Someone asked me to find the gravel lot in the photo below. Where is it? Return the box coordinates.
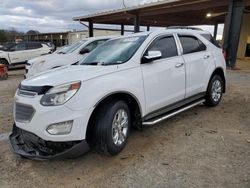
[0,67,250,188]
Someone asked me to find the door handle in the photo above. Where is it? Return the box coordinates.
[175,62,184,68]
[204,54,210,59]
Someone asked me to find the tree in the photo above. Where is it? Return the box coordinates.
[0,30,8,44]
[26,30,40,35]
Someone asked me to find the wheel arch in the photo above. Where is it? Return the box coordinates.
[0,58,9,65]
[85,91,143,146]
[208,67,226,93]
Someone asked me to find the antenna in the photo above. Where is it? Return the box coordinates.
[122,0,127,8]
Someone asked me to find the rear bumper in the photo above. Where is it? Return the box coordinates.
[9,124,89,160]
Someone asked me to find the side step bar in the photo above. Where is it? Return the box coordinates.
[142,99,205,126]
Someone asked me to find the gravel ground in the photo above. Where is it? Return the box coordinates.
[0,68,250,188]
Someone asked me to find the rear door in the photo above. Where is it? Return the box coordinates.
[26,42,43,59]
[141,35,185,114]
[178,34,214,98]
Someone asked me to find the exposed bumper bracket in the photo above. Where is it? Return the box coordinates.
[9,124,89,160]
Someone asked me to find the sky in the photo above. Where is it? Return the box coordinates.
[0,0,223,36]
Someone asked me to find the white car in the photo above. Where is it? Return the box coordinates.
[10,28,226,159]
[0,42,51,66]
[25,36,112,78]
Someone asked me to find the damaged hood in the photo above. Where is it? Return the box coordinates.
[22,65,118,87]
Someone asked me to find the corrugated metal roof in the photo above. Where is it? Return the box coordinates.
[73,0,180,20]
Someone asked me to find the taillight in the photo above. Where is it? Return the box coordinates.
[222,50,226,60]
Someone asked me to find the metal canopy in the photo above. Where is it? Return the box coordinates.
[73,0,231,26]
[73,0,250,67]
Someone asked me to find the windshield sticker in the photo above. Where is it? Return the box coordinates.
[123,37,140,42]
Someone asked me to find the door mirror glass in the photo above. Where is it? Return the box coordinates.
[142,51,162,64]
[79,48,90,54]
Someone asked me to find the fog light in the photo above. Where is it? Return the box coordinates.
[47,120,73,135]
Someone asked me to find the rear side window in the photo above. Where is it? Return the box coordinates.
[179,35,206,55]
[201,34,221,48]
[27,42,42,50]
[146,36,178,59]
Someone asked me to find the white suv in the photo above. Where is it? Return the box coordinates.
[10,29,226,159]
[25,36,112,78]
[0,42,51,66]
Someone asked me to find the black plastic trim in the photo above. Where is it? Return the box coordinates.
[142,92,206,121]
[19,85,53,95]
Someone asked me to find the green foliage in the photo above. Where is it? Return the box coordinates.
[0,30,7,44]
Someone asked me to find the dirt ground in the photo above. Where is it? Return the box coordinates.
[0,64,250,188]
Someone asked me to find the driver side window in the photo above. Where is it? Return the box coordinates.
[146,36,178,59]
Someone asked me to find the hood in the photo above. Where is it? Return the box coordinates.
[28,54,65,64]
[22,65,118,86]
[29,53,77,65]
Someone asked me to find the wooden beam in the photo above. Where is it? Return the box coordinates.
[89,21,93,37]
[134,15,140,33]
[121,24,124,35]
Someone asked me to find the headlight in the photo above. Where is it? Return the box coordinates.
[40,81,81,106]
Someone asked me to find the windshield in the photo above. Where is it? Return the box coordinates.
[80,35,147,65]
[61,41,86,54]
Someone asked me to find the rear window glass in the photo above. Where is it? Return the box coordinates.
[27,42,42,49]
[179,35,206,54]
[201,34,221,48]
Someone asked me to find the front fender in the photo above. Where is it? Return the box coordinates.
[65,66,146,117]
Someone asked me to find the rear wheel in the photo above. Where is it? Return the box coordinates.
[205,75,223,107]
[94,100,131,155]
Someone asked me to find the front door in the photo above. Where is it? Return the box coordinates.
[141,35,185,115]
[9,43,27,64]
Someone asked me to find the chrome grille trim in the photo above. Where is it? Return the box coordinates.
[15,103,35,123]
[18,89,38,98]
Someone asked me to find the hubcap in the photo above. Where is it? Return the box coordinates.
[211,79,222,102]
[112,109,129,146]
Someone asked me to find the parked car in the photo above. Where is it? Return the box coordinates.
[10,29,226,159]
[0,42,51,66]
[25,36,113,78]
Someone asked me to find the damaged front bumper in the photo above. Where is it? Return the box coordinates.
[9,124,89,160]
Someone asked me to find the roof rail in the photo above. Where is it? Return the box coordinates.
[166,26,203,31]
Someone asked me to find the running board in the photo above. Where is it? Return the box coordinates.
[142,99,205,126]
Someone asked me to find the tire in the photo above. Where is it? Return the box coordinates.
[94,100,131,155]
[205,75,223,107]
[4,74,8,80]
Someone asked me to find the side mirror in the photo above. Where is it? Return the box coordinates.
[79,48,90,55]
[142,51,162,64]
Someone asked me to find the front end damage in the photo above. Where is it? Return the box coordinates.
[9,124,89,160]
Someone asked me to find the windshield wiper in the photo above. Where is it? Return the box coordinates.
[102,62,123,66]
[82,62,105,66]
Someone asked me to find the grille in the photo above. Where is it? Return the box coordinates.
[15,103,35,123]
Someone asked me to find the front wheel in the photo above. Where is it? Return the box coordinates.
[205,75,223,107]
[94,100,131,155]
[0,59,9,68]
